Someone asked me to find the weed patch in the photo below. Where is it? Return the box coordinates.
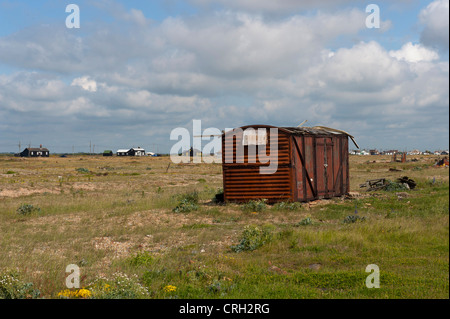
[272,201,303,211]
[127,252,154,267]
[343,215,366,224]
[173,191,199,213]
[231,225,273,252]
[0,270,40,299]
[296,217,313,226]
[240,199,267,212]
[16,204,41,216]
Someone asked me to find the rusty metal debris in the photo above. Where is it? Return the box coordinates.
[359,178,388,191]
[359,176,416,191]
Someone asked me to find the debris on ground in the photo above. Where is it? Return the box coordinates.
[395,192,410,199]
[360,176,416,191]
[359,178,388,191]
[434,157,449,168]
[396,176,416,189]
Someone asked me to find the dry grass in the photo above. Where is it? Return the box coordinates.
[0,154,448,298]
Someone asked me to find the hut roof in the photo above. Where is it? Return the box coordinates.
[224,125,359,148]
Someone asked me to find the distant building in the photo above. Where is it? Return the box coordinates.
[382,150,398,155]
[20,145,49,157]
[369,149,379,155]
[349,149,369,155]
[146,152,160,157]
[116,147,146,156]
[103,150,113,156]
[408,149,422,155]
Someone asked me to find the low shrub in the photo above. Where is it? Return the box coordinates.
[127,251,154,267]
[240,199,267,212]
[87,272,149,299]
[173,191,199,213]
[0,270,40,299]
[231,225,273,252]
[296,217,313,226]
[272,201,302,211]
[16,204,41,216]
[343,215,366,224]
[384,180,409,192]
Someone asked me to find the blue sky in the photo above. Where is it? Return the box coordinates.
[0,0,448,153]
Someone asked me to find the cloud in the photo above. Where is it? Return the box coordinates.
[71,76,98,92]
[419,0,449,51]
[189,0,368,14]
[389,42,439,63]
[124,8,148,26]
[0,1,448,152]
[311,41,411,94]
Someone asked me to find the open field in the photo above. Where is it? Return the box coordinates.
[0,154,448,299]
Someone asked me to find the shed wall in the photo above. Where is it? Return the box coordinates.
[222,125,350,203]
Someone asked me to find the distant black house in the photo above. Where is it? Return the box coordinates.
[103,150,113,157]
[20,146,50,157]
[116,147,146,156]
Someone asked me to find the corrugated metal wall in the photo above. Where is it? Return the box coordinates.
[222,126,292,202]
[222,125,350,203]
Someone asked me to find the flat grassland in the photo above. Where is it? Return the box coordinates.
[0,154,448,299]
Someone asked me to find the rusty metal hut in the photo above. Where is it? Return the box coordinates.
[221,125,358,203]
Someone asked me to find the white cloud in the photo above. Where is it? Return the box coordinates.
[124,9,148,26]
[419,0,449,51]
[71,76,98,92]
[163,10,366,78]
[0,2,448,152]
[389,42,439,63]
[318,41,410,91]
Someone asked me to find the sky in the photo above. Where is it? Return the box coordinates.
[0,0,448,154]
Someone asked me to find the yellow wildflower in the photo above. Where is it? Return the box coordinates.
[57,288,92,299]
[163,285,177,293]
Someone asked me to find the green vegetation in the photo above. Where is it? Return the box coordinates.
[240,199,267,212]
[172,191,200,213]
[0,155,448,299]
[231,225,273,252]
[16,204,41,216]
[0,270,40,299]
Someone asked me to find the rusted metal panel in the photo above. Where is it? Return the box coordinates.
[222,125,351,203]
[222,125,292,203]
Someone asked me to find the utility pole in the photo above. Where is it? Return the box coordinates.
[89,140,92,155]
[18,141,21,153]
